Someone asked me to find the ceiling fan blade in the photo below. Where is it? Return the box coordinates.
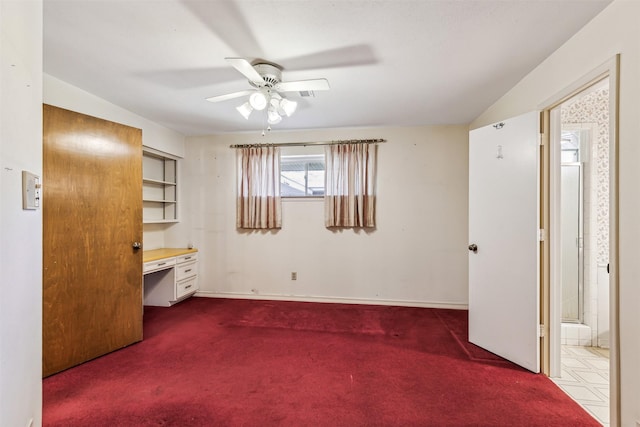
[182,2,264,59]
[205,89,255,103]
[225,57,265,86]
[275,78,330,93]
[280,44,377,72]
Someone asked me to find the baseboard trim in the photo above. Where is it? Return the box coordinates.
[193,291,468,310]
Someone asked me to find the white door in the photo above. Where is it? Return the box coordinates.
[468,111,540,373]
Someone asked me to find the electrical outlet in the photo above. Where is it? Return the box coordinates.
[291,272,297,281]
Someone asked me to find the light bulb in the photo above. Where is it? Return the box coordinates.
[236,102,253,120]
[249,91,268,110]
[279,98,297,117]
[267,108,282,124]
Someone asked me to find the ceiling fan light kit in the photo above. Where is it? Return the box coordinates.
[207,57,329,130]
[236,102,253,120]
[279,98,297,117]
[267,108,282,125]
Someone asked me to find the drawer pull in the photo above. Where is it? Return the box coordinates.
[184,285,192,289]
[185,269,192,273]
[184,256,192,260]
[157,262,166,266]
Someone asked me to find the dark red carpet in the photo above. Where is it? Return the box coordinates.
[43,298,599,426]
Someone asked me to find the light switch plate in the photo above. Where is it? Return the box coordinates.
[22,170,40,210]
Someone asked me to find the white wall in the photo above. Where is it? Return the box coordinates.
[43,74,186,249]
[472,1,640,425]
[44,74,185,157]
[166,126,469,308]
[0,1,43,426]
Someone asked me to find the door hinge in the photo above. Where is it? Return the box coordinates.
[538,134,544,146]
[539,325,545,338]
[538,229,545,242]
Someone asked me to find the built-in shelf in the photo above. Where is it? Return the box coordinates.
[143,149,178,224]
[143,219,180,224]
[143,198,177,203]
[143,178,177,186]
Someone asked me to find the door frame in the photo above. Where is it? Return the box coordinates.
[538,55,620,425]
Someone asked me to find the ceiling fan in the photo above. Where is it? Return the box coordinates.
[206,57,330,125]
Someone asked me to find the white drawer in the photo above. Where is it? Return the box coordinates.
[176,276,198,299]
[177,253,198,264]
[175,261,197,281]
[143,257,176,274]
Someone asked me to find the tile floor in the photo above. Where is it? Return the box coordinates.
[552,345,610,426]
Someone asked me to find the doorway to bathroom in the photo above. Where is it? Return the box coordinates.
[549,76,612,426]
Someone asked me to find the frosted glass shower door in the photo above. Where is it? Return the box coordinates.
[561,164,582,322]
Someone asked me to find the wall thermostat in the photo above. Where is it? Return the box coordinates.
[22,170,41,210]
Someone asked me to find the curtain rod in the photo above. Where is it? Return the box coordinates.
[229,138,386,149]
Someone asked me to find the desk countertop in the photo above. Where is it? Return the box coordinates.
[143,248,198,263]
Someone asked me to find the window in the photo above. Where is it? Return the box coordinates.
[280,154,325,197]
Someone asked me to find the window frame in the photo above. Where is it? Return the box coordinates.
[280,150,325,199]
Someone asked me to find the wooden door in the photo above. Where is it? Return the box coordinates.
[43,105,143,376]
[468,111,540,373]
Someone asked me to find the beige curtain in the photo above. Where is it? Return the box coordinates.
[324,143,377,228]
[236,146,282,229]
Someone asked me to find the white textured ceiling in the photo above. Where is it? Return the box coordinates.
[43,0,611,136]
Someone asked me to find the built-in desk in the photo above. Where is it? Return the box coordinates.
[143,248,198,307]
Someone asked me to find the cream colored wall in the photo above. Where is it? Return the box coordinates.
[1,1,43,426]
[166,126,469,308]
[471,1,640,424]
[44,75,185,157]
